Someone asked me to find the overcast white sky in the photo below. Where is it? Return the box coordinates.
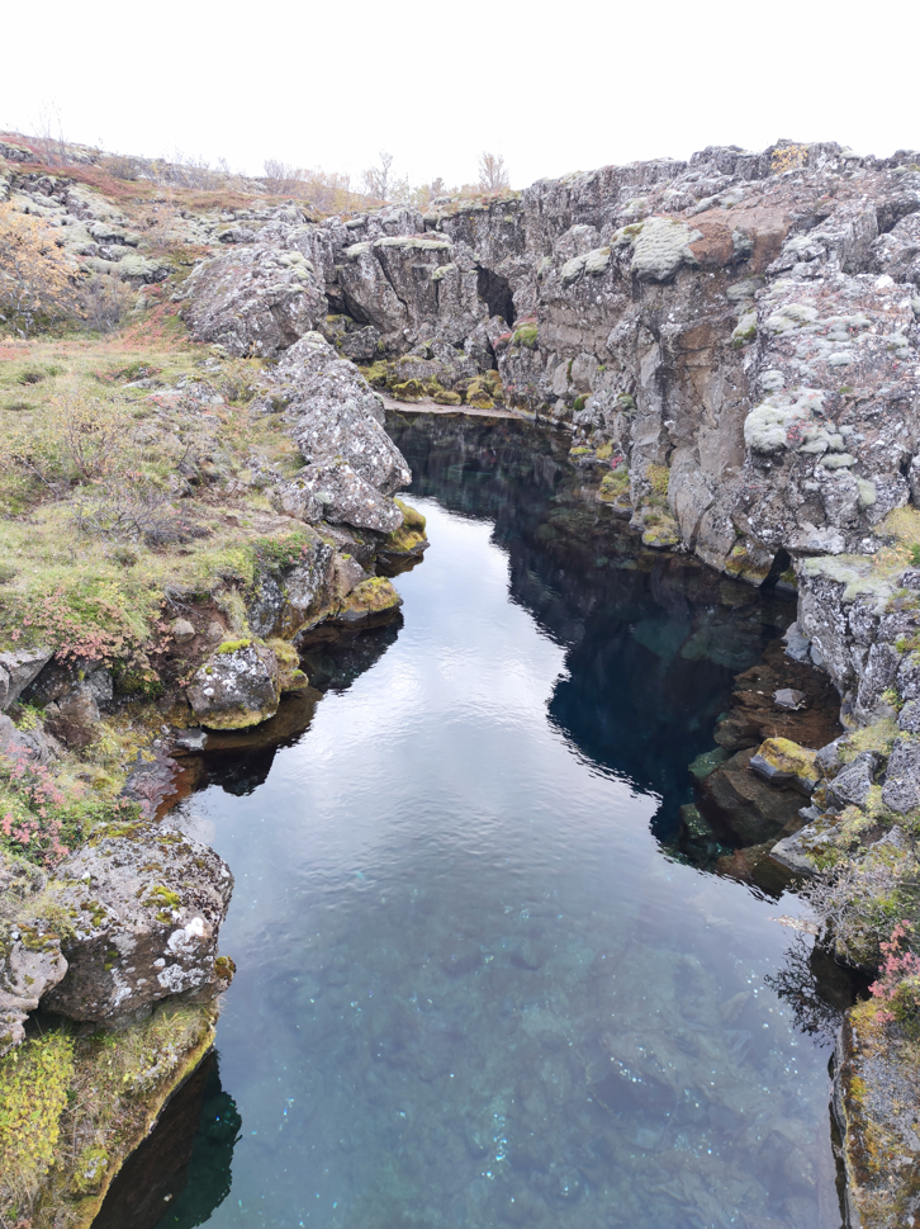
[4,0,917,192]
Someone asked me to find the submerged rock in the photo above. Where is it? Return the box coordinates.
[698,745,805,845]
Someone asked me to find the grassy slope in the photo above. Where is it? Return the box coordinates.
[0,155,330,1228]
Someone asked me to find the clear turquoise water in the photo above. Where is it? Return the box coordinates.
[143,419,843,1229]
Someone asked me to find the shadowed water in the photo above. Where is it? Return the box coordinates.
[144,416,843,1229]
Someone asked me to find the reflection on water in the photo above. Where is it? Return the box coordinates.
[388,412,795,840]
[95,1053,240,1229]
[140,415,842,1229]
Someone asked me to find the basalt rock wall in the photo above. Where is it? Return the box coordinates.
[183,141,920,727]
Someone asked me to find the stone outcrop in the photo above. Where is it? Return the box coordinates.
[180,244,325,356]
[187,641,284,730]
[42,818,233,1026]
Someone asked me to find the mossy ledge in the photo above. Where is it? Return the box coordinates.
[0,1002,216,1229]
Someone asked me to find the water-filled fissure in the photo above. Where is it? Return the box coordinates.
[125,414,843,1229]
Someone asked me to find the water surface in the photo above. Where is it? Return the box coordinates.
[149,416,842,1229]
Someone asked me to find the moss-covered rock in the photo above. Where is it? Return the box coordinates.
[749,737,819,795]
[187,642,282,730]
[641,515,681,550]
[431,388,462,405]
[331,577,402,625]
[391,379,426,402]
[381,500,429,558]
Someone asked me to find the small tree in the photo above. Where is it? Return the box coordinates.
[478,151,510,192]
[0,204,81,337]
[263,158,304,196]
[361,150,395,202]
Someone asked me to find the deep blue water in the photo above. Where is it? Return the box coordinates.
[127,416,842,1229]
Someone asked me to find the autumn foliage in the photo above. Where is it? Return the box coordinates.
[0,203,81,337]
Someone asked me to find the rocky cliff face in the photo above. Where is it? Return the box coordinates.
[182,144,920,653]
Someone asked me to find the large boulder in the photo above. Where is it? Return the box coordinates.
[272,332,411,495]
[41,818,233,1026]
[276,458,404,534]
[186,641,283,730]
[181,244,325,357]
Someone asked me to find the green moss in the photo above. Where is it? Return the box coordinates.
[431,388,462,406]
[145,884,180,910]
[573,394,588,412]
[510,322,538,348]
[253,530,312,573]
[597,468,630,504]
[641,518,681,549]
[382,500,429,555]
[0,1030,75,1216]
[70,1145,110,1197]
[334,576,402,621]
[724,542,771,583]
[390,379,426,402]
[215,637,252,655]
[840,719,900,764]
[755,737,818,788]
[213,954,236,981]
[645,463,669,497]
[466,390,494,410]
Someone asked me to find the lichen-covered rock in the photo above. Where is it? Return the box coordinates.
[882,736,920,814]
[181,244,324,357]
[285,458,404,534]
[626,216,702,282]
[0,853,69,1055]
[0,647,53,711]
[187,641,282,730]
[826,752,879,811]
[41,819,233,1026]
[769,819,831,876]
[0,923,67,1056]
[271,332,411,496]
